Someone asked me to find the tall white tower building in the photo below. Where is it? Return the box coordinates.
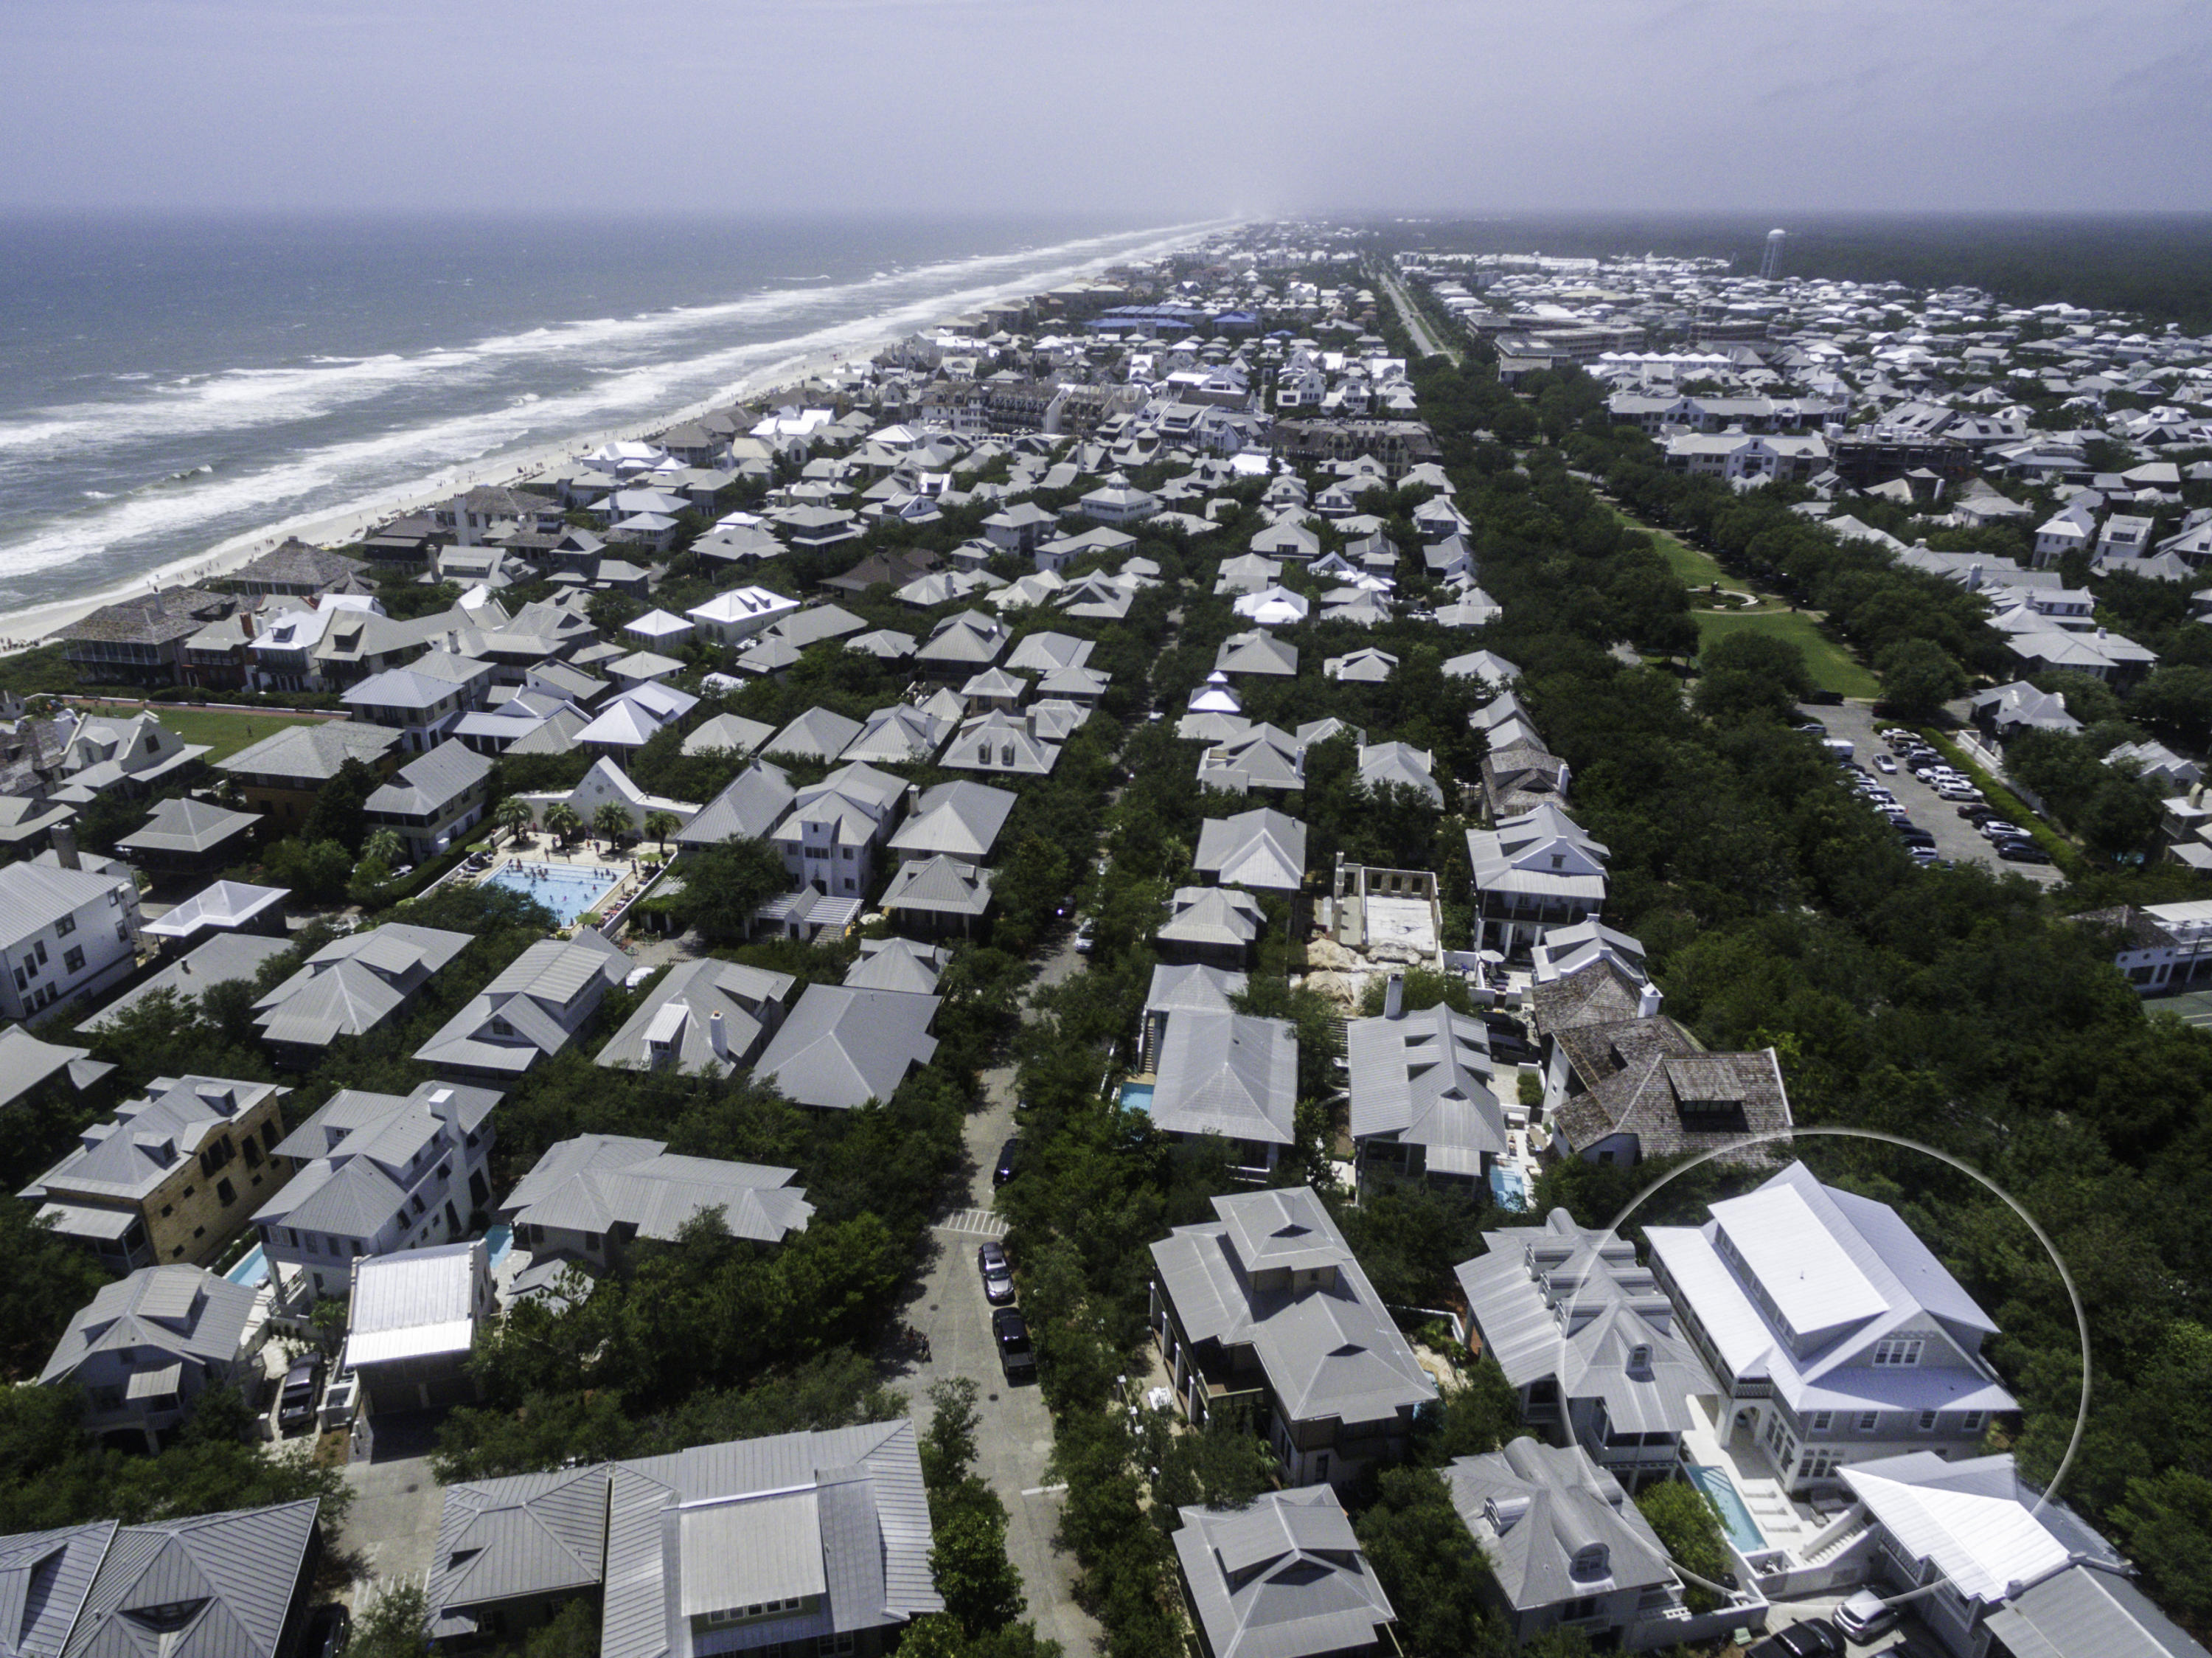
[1759,228,1787,281]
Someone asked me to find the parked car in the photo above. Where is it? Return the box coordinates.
[1998,842,2053,864]
[1873,755,1898,773]
[301,1603,352,1658]
[1834,1589,1901,1645]
[1074,918,1096,954]
[1748,1620,1844,1658]
[277,1353,324,1436]
[993,1307,1037,1382]
[994,1137,1021,1186]
[978,1241,1015,1305]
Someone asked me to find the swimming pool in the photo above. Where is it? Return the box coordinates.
[1489,1164,1529,1211]
[484,1224,513,1267]
[1119,1081,1155,1114]
[224,1241,268,1288]
[481,861,622,926]
[1688,1464,1767,1553]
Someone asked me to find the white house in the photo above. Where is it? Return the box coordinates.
[0,861,143,1022]
[686,586,801,647]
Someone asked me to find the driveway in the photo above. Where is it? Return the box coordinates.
[1806,703,2064,887]
[900,933,1099,1654]
[337,1435,445,1615]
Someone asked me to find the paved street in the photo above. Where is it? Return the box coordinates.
[1809,702,2064,887]
[1376,267,1459,364]
[900,932,1099,1655]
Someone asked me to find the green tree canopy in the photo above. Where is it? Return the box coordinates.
[673,837,790,946]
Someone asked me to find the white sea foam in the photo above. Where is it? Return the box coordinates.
[0,218,1229,588]
[0,221,1214,459]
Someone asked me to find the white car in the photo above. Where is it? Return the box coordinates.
[1873,755,1897,773]
[1834,1588,1899,1644]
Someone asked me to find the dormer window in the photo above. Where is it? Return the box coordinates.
[1570,1543,1610,1581]
[1628,1343,1652,1375]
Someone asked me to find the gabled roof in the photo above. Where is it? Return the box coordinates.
[0,1519,115,1658]
[252,924,471,1048]
[1172,1489,1395,1658]
[1149,1011,1296,1146]
[412,932,627,1076]
[59,1500,321,1658]
[1444,1439,1676,1613]
[0,863,134,946]
[364,740,493,817]
[1193,808,1308,892]
[594,959,798,1075]
[1346,1005,1504,1176]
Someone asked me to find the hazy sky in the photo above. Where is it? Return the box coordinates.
[7,0,2211,217]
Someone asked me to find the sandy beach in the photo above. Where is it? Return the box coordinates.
[0,336,878,652]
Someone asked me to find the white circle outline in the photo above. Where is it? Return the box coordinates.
[1538,1124,2092,1619]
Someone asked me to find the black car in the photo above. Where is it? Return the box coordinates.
[1998,842,2053,864]
[993,1137,1021,1187]
[277,1353,324,1436]
[977,1241,1015,1305]
[992,1307,1037,1381]
[1747,1620,1844,1658]
[301,1603,351,1658]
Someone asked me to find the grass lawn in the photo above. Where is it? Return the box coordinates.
[79,701,330,764]
[1600,503,1752,594]
[1693,608,1882,699]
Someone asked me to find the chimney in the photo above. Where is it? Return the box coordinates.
[1638,981,1664,1018]
[1385,972,1405,1020]
[51,825,80,870]
[708,1011,728,1059]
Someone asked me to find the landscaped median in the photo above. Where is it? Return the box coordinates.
[1917,726,2084,878]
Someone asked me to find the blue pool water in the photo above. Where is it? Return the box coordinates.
[1689,1464,1767,1553]
[1119,1081,1155,1114]
[224,1241,268,1287]
[1489,1164,1529,1210]
[484,1224,513,1266]
[483,861,621,926]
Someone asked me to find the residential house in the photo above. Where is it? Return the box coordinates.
[425,1423,941,1653]
[1347,997,1506,1193]
[1150,1186,1437,1487]
[753,984,940,1110]
[413,931,629,1082]
[251,923,472,1069]
[686,586,802,648]
[18,1075,285,1266]
[1194,808,1308,892]
[675,760,797,852]
[364,740,495,862]
[1970,681,2084,741]
[1147,1010,1298,1177]
[841,703,951,766]
[215,721,401,835]
[1173,1489,1398,1658]
[1360,741,1444,809]
[0,860,144,1022]
[84,932,293,1034]
[1443,1439,1733,1651]
[1455,1210,1708,1491]
[219,538,366,596]
[113,797,260,880]
[341,1241,494,1415]
[1157,886,1267,968]
[943,710,1064,777]
[1645,1161,2018,1494]
[574,682,700,760]
[1198,724,1306,796]
[36,1265,263,1451]
[844,937,948,996]
[915,610,1012,676]
[880,856,994,939]
[1139,962,1246,1073]
[1214,629,1299,679]
[0,1022,114,1116]
[138,878,288,954]
[596,960,799,1074]
[256,1080,501,1305]
[681,710,774,758]
[1467,804,1610,958]
[500,1134,813,1270]
[521,757,698,844]
[768,760,909,900]
[52,712,206,802]
[341,653,495,752]
[887,780,1015,867]
[54,589,236,686]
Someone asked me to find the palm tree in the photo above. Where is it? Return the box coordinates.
[494,795,535,845]
[543,802,583,847]
[592,802,631,850]
[362,828,406,869]
[642,810,680,853]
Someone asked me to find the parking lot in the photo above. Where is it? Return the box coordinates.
[1806,704,2065,887]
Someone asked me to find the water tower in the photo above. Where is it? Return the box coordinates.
[1759,228,1787,281]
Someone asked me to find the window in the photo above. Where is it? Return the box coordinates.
[1802,1448,1844,1480]
[34,940,46,966]
[1960,1410,1984,1433]
[55,915,74,937]
[62,946,84,974]
[1857,1411,1879,1432]
[1809,1411,1833,1434]
[1872,1338,1924,1367]
[216,1178,235,1205]
[1917,1410,1940,1433]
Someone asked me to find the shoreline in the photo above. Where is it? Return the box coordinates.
[0,337,875,652]
[0,215,1237,654]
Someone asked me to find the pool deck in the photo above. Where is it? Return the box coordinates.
[1679,1392,1824,1555]
[473,842,659,927]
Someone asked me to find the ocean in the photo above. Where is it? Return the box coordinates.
[0,212,1218,619]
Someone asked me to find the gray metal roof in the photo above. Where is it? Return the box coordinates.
[0,1026,110,1112]
[765,707,864,763]
[113,798,259,857]
[0,864,134,949]
[38,1266,260,1388]
[1193,809,1308,892]
[887,781,1015,864]
[1346,1005,1505,1177]
[498,1133,811,1246]
[364,740,491,816]
[1150,1187,1436,1429]
[61,1500,319,1658]
[596,959,798,1074]
[1158,887,1265,951]
[1986,1566,2210,1658]
[1150,1011,1296,1147]
[880,856,993,919]
[347,1240,486,1367]
[251,923,470,1048]
[0,1521,115,1658]
[754,986,939,1111]
[1444,1439,1677,1614]
[674,760,796,850]
[1172,1489,1394,1658]
[840,704,950,766]
[83,934,291,1033]
[681,712,776,757]
[24,1075,286,1208]
[214,720,397,783]
[413,932,627,1076]
[257,1081,497,1235]
[843,939,947,996]
[1144,962,1247,1019]
[1456,1210,1707,1437]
